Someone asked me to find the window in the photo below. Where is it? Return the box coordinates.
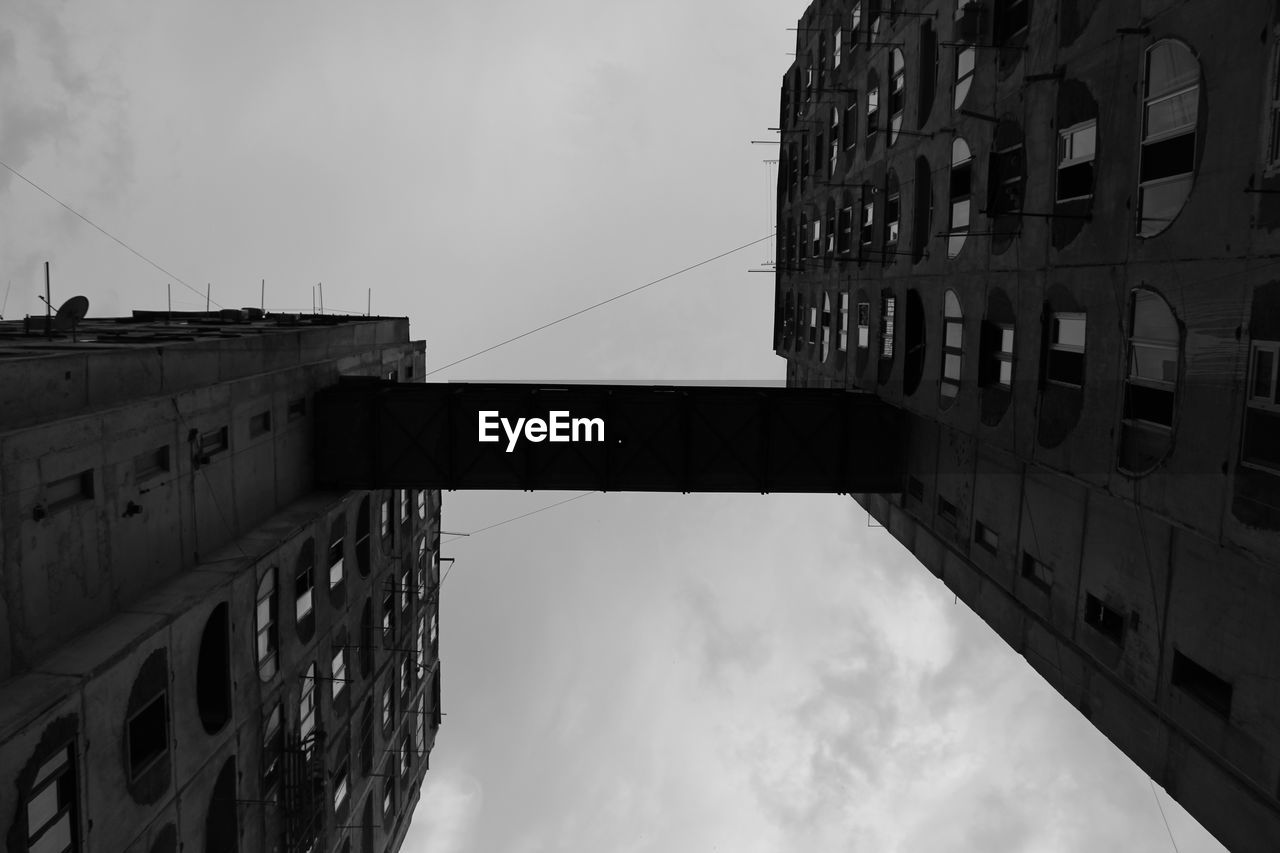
[261,704,283,796]
[1123,290,1178,429]
[808,305,818,346]
[1084,594,1125,645]
[416,489,427,520]
[1243,340,1280,472]
[989,123,1025,219]
[198,427,228,457]
[300,663,317,741]
[830,108,840,176]
[838,294,850,353]
[133,445,170,482]
[333,762,349,815]
[46,470,93,512]
[974,520,999,553]
[907,476,924,502]
[295,541,315,626]
[885,189,900,249]
[381,679,394,731]
[332,644,347,701]
[417,616,427,672]
[429,612,438,647]
[850,2,863,57]
[826,210,836,256]
[994,0,1030,46]
[329,517,345,591]
[355,496,371,577]
[948,138,972,259]
[1057,120,1096,202]
[843,98,858,151]
[382,588,395,646]
[380,495,391,539]
[414,697,426,756]
[26,746,77,853]
[954,45,975,109]
[1171,650,1232,717]
[1047,312,1087,386]
[866,73,880,141]
[879,296,896,359]
[401,567,411,613]
[256,570,278,680]
[918,21,938,127]
[833,27,843,69]
[416,537,428,599]
[801,138,809,188]
[287,397,307,421]
[937,496,958,525]
[1022,552,1053,590]
[991,325,1014,388]
[811,219,821,258]
[889,49,905,145]
[1138,40,1200,237]
[861,200,875,250]
[941,290,963,402]
[912,155,933,262]
[1266,35,1280,175]
[399,489,409,525]
[249,410,272,437]
[857,301,870,349]
[127,693,168,780]
[838,206,853,254]
[821,294,832,362]
[382,770,397,825]
[400,656,412,698]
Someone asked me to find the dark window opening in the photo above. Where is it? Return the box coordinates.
[359,698,374,777]
[937,496,957,525]
[261,704,282,796]
[204,758,238,853]
[128,694,169,780]
[249,410,272,437]
[912,156,932,262]
[134,446,170,482]
[974,521,999,553]
[1022,552,1053,590]
[198,427,228,457]
[1171,650,1232,717]
[356,496,371,576]
[196,603,232,735]
[47,469,94,512]
[360,597,373,678]
[1084,593,1125,645]
[1046,313,1086,387]
[25,745,78,853]
[287,397,307,421]
[907,477,924,502]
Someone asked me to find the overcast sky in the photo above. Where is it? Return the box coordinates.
[2,2,1226,852]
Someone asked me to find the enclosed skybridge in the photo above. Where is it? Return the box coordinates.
[314,381,906,494]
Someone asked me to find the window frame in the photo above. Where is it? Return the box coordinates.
[1046,312,1087,387]
[1136,39,1201,237]
[25,745,77,853]
[256,569,279,680]
[838,294,850,353]
[941,290,964,401]
[1057,119,1097,202]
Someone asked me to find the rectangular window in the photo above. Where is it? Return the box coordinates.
[879,297,896,359]
[1084,593,1125,645]
[332,647,347,701]
[300,667,316,740]
[26,746,75,853]
[1243,340,1280,472]
[382,590,395,646]
[287,397,307,421]
[47,469,94,511]
[843,100,858,151]
[861,201,875,248]
[399,489,409,524]
[885,192,900,247]
[974,520,999,553]
[1021,552,1053,591]
[380,495,391,539]
[838,294,850,353]
[866,86,879,139]
[1267,36,1280,174]
[133,445,170,482]
[826,213,836,255]
[382,681,394,731]
[811,220,821,257]
[262,704,283,795]
[907,476,923,502]
[249,410,272,437]
[333,763,349,814]
[838,206,854,254]
[857,302,870,349]
[936,496,957,525]
[127,693,168,780]
[833,28,842,68]
[199,427,229,456]
[1057,120,1097,202]
[995,326,1014,388]
[1171,650,1233,717]
[1047,312,1086,386]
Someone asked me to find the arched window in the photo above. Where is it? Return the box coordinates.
[844,95,859,155]
[295,538,315,640]
[866,70,881,144]
[196,603,231,734]
[918,21,938,128]
[821,293,833,362]
[829,107,840,177]
[355,496,371,577]
[256,570,278,680]
[300,663,317,745]
[989,119,1025,251]
[889,49,906,145]
[1120,288,1179,472]
[1138,40,1200,236]
[948,138,972,259]
[941,290,963,404]
[328,515,345,594]
[954,43,976,109]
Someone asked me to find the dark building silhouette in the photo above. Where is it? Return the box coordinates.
[0,311,440,853]
[775,1,1280,850]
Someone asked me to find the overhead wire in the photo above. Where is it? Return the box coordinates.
[424,233,776,377]
[0,157,226,310]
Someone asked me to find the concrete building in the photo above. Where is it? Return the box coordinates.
[775,1,1280,850]
[0,310,441,853]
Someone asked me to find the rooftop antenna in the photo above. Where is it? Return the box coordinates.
[205,283,211,314]
[367,287,371,317]
[318,281,324,315]
[261,278,265,313]
[43,261,51,339]
[53,295,89,342]
[1,279,11,319]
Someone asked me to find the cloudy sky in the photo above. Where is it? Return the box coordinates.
[2,2,1225,851]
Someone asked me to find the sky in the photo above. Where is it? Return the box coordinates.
[0,2,1228,852]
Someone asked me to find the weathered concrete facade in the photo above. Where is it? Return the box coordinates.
[776,1,1280,850]
[0,312,440,853]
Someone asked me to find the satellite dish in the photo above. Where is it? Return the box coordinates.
[53,295,89,331]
